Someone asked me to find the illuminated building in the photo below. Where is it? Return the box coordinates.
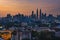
[0,30,12,40]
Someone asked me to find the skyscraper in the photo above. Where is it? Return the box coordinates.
[32,11,34,16]
[36,8,38,19]
[40,9,42,20]
[31,11,34,18]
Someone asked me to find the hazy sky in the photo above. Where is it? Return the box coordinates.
[0,0,60,17]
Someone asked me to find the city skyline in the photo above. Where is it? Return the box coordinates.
[0,0,60,17]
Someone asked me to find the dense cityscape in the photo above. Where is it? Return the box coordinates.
[0,9,60,40]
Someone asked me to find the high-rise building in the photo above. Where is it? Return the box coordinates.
[40,9,42,20]
[32,11,34,16]
[36,8,38,19]
[30,10,36,19]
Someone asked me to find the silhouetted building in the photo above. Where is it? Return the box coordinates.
[6,14,12,22]
[31,11,34,18]
[36,8,38,19]
[30,11,36,19]
[40,9,42,20]
[42,13,46,19]
[47,14,55,23]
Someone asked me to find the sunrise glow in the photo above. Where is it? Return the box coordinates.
[0,0,60,17]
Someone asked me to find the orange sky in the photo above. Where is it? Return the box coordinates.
[0,0,60,17]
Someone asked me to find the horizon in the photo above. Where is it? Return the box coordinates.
[0,0,60,17]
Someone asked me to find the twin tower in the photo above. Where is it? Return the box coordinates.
[31,8,42,19]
